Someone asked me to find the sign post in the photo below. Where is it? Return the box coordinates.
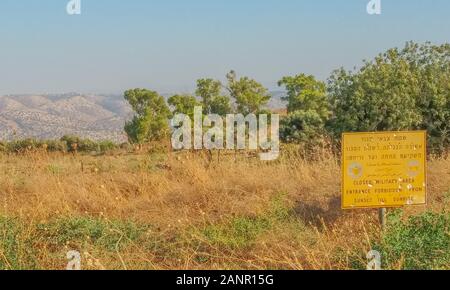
[378,208,387,231]
[341,131,427,228]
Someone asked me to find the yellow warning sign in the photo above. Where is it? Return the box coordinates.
[342,131,427,209]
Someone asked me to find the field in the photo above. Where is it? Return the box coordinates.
[0,147,448,270]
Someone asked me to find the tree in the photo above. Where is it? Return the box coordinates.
[280,111,327,145]
[328,42,450,153]
[328,46,422,136]
[226,71,271,115]
[402,42,450,152]
[209,95,232,116]
[278,74,330,145]
[278,74,329,117]
[124,89,171,143]
[168,94,201,119]
[195,78,231,116]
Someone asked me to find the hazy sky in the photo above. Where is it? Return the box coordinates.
[1,0,449,95]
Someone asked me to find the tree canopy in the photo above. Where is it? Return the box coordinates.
[278,74,330,145]
[195,78,231,116]
[328,42,450,152]
[124,89,171,143]
[226,70,271,115]
[168,94,201,119]
[121,42,450,154]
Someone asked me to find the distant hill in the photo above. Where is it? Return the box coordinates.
[0,93,132,142]
[0,92,286,142]
[267,91,287,109]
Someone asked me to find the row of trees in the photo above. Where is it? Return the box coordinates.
[0,136,117,154]
[280,42,450,153]
[124,42,450,154]
[124,71,273,144]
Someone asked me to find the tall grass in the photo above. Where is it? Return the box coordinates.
[0,148,448,270]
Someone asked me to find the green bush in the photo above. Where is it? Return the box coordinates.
[327,47,422,135]
[202,194,295,249]
[0,142,6,152]
[98,140,118,152]
[78,139,99,152]
[39,217,149,251]
[0,137,118,154]
[278,74,331,148]
[124,89,172,143]
[327,42,450,154]
[60,135,81,152]
[6,138,42,152]
[280,111,328,146]
[60,135,118,153]
[407,43,450,154]
[203,216,272,249]
[45,140,68,152]
[0,217,38,270]
[375,210,450,270]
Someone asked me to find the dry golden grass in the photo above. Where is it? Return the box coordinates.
[0,148,448,270]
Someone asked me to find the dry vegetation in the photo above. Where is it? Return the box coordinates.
[0,146,448,270]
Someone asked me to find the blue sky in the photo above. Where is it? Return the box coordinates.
[0,0,449,95]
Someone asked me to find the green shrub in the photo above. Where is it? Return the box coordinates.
[0,137,118,154]
[124,89,172,143]
[278,74,331,148]
[280,111,328,146]
[45,140,68,152]
[60,136,118,153]
[78,139,99,152]
[203,216,272,249]
[328,47,422,136]
[38,217,149,251]
[0,217,38,270]
[0,142,6,152]
[327,42,450,154]
[60,135,81,152]
[6,138,42,152]
[98,140,118,152]
[375,210,450,270]
[202,194,295,249]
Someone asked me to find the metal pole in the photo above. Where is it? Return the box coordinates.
[379,208,387,231]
